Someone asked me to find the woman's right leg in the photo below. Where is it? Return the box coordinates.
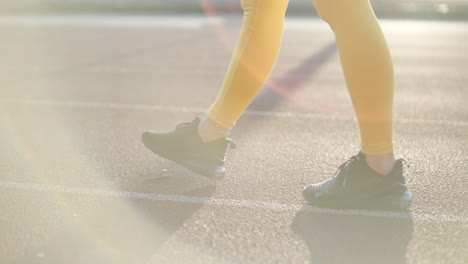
[198,0,289,142]
[303,0,412,210]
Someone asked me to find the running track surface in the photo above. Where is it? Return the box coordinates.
[0,15,467,264]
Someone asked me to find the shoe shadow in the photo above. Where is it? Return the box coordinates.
[14,183,216,264]
[87,163,218,264]
[119,184,217,264]
[291,206,414,264]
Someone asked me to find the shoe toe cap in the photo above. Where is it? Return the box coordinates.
[302,182,334,203]
[141,131,153,145]
[302,184,319,202]
[141,131,165,148]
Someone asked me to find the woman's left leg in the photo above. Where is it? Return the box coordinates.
[142,0,289,179]
[199,0,290,143]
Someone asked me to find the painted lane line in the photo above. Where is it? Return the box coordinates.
[1,181,467,224]
[2,99,468,127]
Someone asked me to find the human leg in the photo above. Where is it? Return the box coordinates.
[303,0,411,209]
[142,0,289,178]
[199,0,289,142]
[314,0,395,172]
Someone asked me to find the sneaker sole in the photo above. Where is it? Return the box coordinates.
[306,191,413,211]
[173,158,225,180]
[142,139,225,180]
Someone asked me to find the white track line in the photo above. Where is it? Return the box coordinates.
[1,181,467,224]
[2,99,468,127]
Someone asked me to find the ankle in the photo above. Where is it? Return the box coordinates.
[197,115,230,143]
[365,152,396,175]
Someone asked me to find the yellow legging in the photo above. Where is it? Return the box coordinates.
[207,0,394,155]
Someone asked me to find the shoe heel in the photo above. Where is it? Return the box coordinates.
[399,191,413,210]
[371,191,413,211]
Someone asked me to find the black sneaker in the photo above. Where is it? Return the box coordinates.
[142,116,235,179]
[302,152,412,210]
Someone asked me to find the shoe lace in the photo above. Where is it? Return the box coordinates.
[175,113,204,129]
[331,154,409,180]
[400,157,410,169]
[175,113,237,150]
[331,153,361,178]
[176,120,195,129]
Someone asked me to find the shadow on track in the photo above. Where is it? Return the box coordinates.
[232,41,337,140]
[291,206,414,264]
[248,41,337,112]
[13,184,216,264]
